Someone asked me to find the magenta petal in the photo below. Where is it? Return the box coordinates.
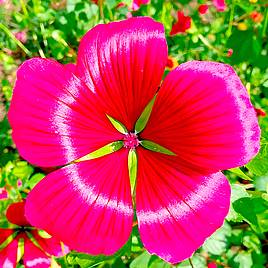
[25,150,133,255]
[76,17,167,130]
[23,238,51,268]
[136,149,231,264]
[141,61,260,175]
[8,58,122,167]
[0,237,18,268]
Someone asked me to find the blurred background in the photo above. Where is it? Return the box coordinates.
[0,0,268,267]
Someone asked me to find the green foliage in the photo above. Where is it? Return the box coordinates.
[1,0,268,267]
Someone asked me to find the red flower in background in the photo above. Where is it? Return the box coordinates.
[213,0,227,12]
[198,4,209,15]
[250,11,263,23]
[8,17,260,263]
[170,11,191,35]
[166,56,178,70]
[132,0,150,11]
[227,48,233,57]
[255,108,266,117]
[0,201,68,268]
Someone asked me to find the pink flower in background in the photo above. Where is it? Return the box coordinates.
[132,0,150,11]
[0,187,8,199]
[0,201,68,267]
[213,0,227,12]
[14,31,27,44]
[198,4,208,15]
[170,11,191,35]
[8,17,260,263]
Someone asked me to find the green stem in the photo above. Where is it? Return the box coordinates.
[198,34,221,54]
[19,0,28,18]
[0,23,31,56]
[262,7,268,38]
[32,32,45,58]
[227,1,235,38]
[98,0,104,22]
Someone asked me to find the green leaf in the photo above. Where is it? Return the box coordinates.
[233,197,260,231]
[140,140,176,156]
[75,141,123,162]
[229,168,252,181]
[246,142,268,176]
[130,251,151,268]
[106,114,128,134]
[128,149,138,196]
[226,184,249,222]
[135,95,157,133]
[254,175,268,192]
[72,236,132,263]
[202,222,231,255]
[25,173,45,189]
[13,161,34,181]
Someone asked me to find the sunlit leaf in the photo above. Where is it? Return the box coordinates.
[140,140,176,156]
[135,95,157,133]
[106,114,128,134]
[74,141,123,162]
[229,168,252,181]
[128,149,138,196]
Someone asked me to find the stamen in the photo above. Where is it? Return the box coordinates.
[123,133,139,149]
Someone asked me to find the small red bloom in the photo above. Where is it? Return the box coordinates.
[207,262,218,268]
[250,11,263,23]
[9,17,260,264]
[0,201,68,267]
[227,48,233,57]
[170,11,191,35]
[166,56,178,70]
[213,0,226,12]
[116,2,126,8]
[198,4,209,15]
[254,107,266,117]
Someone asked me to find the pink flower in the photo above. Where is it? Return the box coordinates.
[8,17,260,263]
[198,4,209,15]
[0,201,68,267]
[212,0,227,12]
[132,0,150,11]
[0,187,8,199]
[170,11,192,35]
[14,31,27,44]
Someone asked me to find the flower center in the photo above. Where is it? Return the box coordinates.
[123,133,139,149]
